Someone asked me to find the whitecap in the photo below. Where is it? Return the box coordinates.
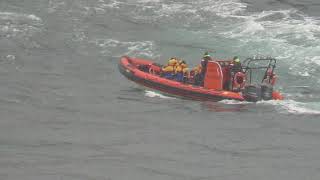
[260,100,320,115]
[198,0,247,17]
[237,20,265,35]
[219,99,252,105]
[309,56,320,66]
[117,0,247,26]
[100,0,121,9]
[0,11,43,38]
[297,71,310,77]
[219,7,320,83]
[0,12,42,23]
[145,90,175,99]
[137,0,162,3]
[220,96,320,115]
[90,38,158,58]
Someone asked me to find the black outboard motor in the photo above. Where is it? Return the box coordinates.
[243,84,274,102]
[241,56,278,101]
[243,84,262,102]
[261,84,273,100]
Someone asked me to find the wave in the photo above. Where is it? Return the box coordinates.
[0,12,42,22]
[261,100,320,115]
[89,38,159,58]
[221,9,320,44]
[96,0,246,27]
[144,92,320,114]
[219,99,320,115]
[219,9,320,78]
[0,11,43,38]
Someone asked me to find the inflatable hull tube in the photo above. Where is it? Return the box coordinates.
[119,56,244,101]
[119,56,284,102]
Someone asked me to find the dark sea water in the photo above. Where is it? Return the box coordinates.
[1,0,320,179]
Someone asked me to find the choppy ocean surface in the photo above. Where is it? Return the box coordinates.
[1,0,320,179]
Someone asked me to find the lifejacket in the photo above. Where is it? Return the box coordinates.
[168,58,178,66]
[162,65,175,73]
[182,67,189,74]
[162,58,178,74]
[233,72,246,89]
[175,64,183,73]
[192,65,202,75]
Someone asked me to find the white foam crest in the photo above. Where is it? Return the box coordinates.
[260,100,320,115]
[0,12,42,23]
[48,0,119,15]
[48,0,66,13]
[219,99,252,105]
[220,8,320,82]
[0,11,43,38]
[286,52,320,79]
[137,0,162,3]
[0,54,16,64]
[222,10,292,38]
[115,0,246,26]
[90,38,158,57]
[222,9,320,42]
[99,0,122,9]
[198,0,247,17]
[72,30,87,42]
[240,20,265,35]
[308,56,320,66]
[155,0,247,20]
[220,98,320,115]
[156,3,186,16]
[145,90,175,99]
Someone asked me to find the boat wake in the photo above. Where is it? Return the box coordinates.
[144,90,175,99]
[264,100,320,115]
[220,99,320,115]
[145,90,320,115]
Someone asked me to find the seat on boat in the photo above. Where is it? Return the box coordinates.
[203,61,223,90]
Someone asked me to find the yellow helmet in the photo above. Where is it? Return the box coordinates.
[168,58,177,66]
[233,56,240,63]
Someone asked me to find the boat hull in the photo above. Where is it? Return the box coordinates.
[118,56,245,101]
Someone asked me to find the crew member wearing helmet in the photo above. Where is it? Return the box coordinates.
[230,56,242,73]
[192,64,202,85]
[175,60,189,82]
[162,57,177,79]
[201,52,212,69]
[228,56,243,90]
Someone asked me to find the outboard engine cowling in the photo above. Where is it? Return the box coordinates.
[243,85,262,102]
[261,84,273,100]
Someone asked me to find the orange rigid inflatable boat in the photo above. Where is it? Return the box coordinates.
[118,56,283,102]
